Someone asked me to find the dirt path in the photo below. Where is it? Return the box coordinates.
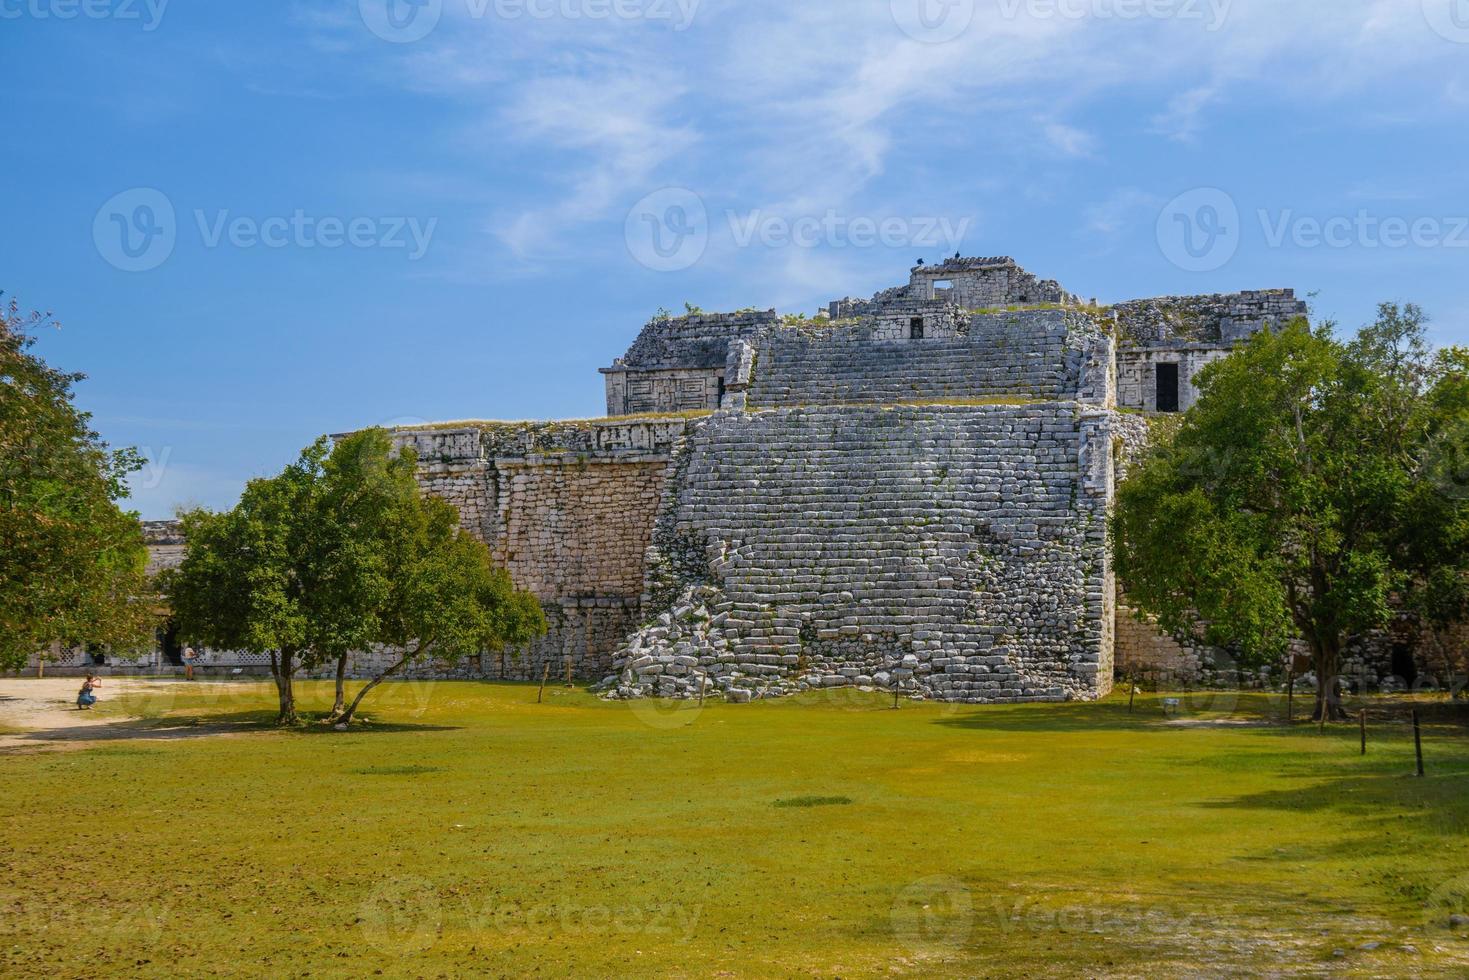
[0,677,252,752]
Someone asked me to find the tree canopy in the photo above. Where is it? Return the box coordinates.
[167,429,545,725]
[1113,307,1469,719]
[0,297,153,670]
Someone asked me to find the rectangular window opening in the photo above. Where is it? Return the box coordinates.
[1155,362,1180,413]
[909,317,925,340]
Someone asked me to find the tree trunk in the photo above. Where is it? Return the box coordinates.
[272,649,300,726]
[329,652,349,720]
[1310,633,1350,722]
[336,654,411,727]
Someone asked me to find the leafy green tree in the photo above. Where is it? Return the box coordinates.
[167,429,544,726]
[333,488,546,726]
[1113,308,1469,720]
[0,297,154,671]
[167,439,351,724]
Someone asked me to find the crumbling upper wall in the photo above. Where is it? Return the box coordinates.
[601,311,780,415]
[828,256,1079,317]
[908,256,1078,308]
[611,310,779,370]
[744,310,1110,408]
[1113,289,1308,346]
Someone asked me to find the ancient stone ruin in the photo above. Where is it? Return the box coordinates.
[370,258,1320,702]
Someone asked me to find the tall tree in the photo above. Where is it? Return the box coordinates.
[0,297,154,670]
[1113,309,1469,721]
[167,429,544,726]
[166,440,354,725]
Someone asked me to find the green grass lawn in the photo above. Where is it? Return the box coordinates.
[2,682,1468,978]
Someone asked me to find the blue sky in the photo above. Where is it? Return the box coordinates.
[4,0,1468,518]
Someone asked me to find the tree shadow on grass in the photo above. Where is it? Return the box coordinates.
[0,711,461,755]
[930,694,1469,737]
[927,697,1234,734]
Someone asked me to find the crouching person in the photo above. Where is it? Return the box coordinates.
[77,674,101,710]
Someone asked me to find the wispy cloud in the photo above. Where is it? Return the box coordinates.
[303,0,1469,272]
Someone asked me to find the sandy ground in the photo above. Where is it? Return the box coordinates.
[0,677,252,752]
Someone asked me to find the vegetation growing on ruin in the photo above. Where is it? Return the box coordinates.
[2,682,1467,976]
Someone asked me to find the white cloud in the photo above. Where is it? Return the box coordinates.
[1149,85,1222,144]
[307,0,1469,269]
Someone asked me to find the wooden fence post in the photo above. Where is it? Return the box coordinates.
[537,663,549,704]
[1359,709,1367,756]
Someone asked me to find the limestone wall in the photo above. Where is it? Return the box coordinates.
[610,404,1117,703]
[602,367,723,416]
[745,310,1106,408]
[368,420,689,680]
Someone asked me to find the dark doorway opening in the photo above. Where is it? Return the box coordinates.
[909,317,925,340]
[1390,641,1419,687]
[1155,362,1180,413]
[160,621,183,666]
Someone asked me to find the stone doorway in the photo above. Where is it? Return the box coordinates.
[1155,362,1180,413]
